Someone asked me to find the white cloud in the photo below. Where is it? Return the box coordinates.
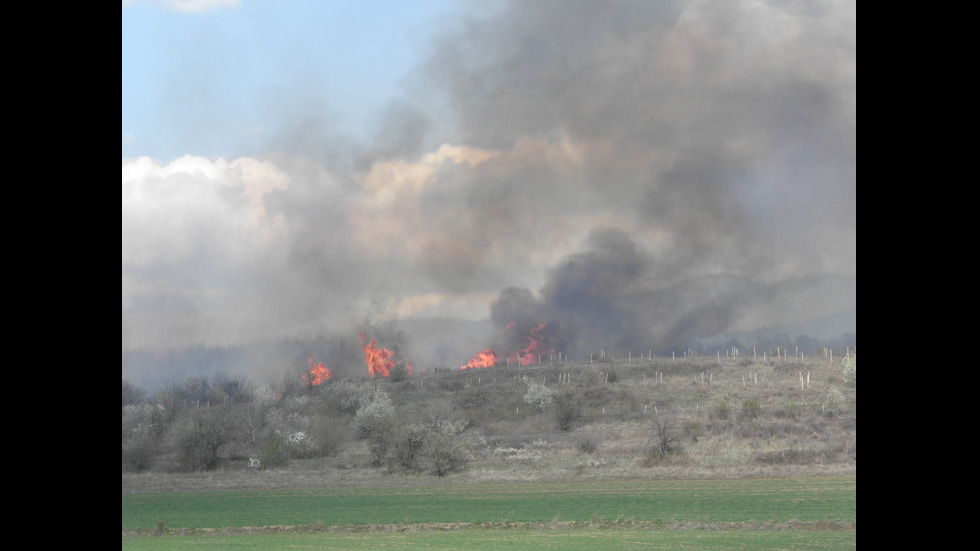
[122,155,287,267]
[123,0,240,13]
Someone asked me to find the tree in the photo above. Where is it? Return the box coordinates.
[171,408,227,471]
[353,387,397,466]
[122,403,159,472]
[423,419,469,476]
[154,382,189,426]
[225,384,276,452]
[122,379,145,407]
[648,411,681,461]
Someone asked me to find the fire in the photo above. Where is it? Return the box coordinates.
[360,333,413,378]
[461,348,498,370]
[303,357,333,385]
[508,322,555,366]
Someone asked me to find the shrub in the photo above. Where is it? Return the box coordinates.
[824,386,845,410]
[380,418,469,475]
[354,387,395,439]
[389,361,411,382]
[682,421,704,442]
[713,401,731,421]
[257,434,288,469]
[755,448,818,465]
[170,409,226,471]
[122,404,161,472]
[122,431,157,472]
[739,400,761,421]
[424,419,470,476]
[841,355,856,386]
[308,416,349,457]
[553,389,583,431]
[368,421,397,467]
[577,434,600,454]
[524,378,557,411]
[391,423,429,472]
[647,412,681,461]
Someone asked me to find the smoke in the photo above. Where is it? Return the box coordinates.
[485,227,854,360]
[122,0,856,385]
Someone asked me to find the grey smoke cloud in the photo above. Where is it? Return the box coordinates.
[122,0,855,384]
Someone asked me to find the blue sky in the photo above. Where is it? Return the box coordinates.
[122,0,475,161]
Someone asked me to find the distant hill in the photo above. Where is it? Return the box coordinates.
[697,309,856,348]
[123,310,855,391]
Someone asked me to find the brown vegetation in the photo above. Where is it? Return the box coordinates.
[123,351,855,492]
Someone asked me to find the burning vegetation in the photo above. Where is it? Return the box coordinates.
[360,333,413,378]
[460,348,498,370]
[303,357,332,385]
[507,322,555,366]
[459,322,558,370]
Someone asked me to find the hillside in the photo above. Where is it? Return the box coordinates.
[123,350,856,493]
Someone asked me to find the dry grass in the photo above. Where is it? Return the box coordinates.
[123,354,854,493]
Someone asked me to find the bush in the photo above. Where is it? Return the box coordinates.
[682,421,704,442]
[122,404,161,472]
[553,389,583,431]
[391,423,429,472]
[713,401,731,421]
[354,387,395,439]
[824,386,845,410]
[368,421,397,467]
[378,418,470,476]
[308,416,349,457]
[755,448,819,465]
[577,434,600,454]
[647,412,681,461]
[841,355,856,386]
[524,378,557,411]
[122,432,157,472]
[257,434,288,469]
[739,400,761,421]
[170,409,226,471]
[424,419,470,476]
[389,361,411,382]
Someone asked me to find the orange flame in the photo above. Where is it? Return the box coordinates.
[303,357,333,385]
[461,348,498,370]
[360,333,413,378]
[508,323,554,366]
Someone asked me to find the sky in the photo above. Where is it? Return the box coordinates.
[122,0,856,383]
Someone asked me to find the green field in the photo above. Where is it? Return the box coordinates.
[123,476,854,549]
[123,477,854,529]
[122,529,855,550]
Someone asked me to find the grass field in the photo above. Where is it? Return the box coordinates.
[121,529,856,550]
[123,476,854,549]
